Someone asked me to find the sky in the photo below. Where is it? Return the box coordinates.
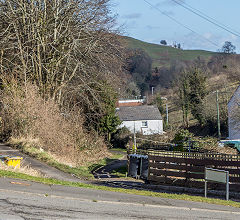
[111,0,240,53]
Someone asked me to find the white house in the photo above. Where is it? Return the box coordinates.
[228,85,240,140]
[116,105,163,135]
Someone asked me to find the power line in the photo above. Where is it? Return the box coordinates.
[171,0,240,38]
[142,0,219,47]
[179,1,240,36]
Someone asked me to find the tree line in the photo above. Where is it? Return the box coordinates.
[0,0,124,141]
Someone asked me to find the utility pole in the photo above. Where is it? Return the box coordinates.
[161,97,168,127]
[216,90,221,139]
[133,121,137,153]
[166,102,168,127]
[151,87,154,96]
[213,89,232,139]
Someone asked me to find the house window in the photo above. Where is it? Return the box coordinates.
[142,121,148,127]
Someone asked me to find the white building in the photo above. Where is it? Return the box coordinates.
[117,105,163,135]
[228,85,240,140]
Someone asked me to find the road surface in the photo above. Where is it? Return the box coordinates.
[0,143,85,183]
[0,177,240,219]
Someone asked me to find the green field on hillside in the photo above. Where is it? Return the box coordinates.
[124,36,217,68]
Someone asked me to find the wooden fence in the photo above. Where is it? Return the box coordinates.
[148,151,240,191]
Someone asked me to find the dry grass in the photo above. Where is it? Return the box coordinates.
[0,81,109,166]
[9,136,78,167]
[201,140,238,155]
[0,160,42,177]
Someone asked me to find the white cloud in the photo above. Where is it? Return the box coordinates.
[230,34,238,41]
[185,32,219,50]
[203,32,212,39]
[179,32,240,52]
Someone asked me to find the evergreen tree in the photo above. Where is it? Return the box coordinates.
[188,68,207,125]
[178,68,207,126]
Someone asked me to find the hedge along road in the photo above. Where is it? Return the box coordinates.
[1,177,240,220]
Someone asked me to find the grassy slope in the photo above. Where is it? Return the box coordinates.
[124,36,240,130]
[8,141,124,180]
[124,36,217,68]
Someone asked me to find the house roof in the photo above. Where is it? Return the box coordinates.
[117,105,162,121]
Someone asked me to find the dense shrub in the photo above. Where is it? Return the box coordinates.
[0,81,109,165]
[111,127,131,149]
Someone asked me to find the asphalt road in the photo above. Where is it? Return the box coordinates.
[0,143,85,183]
[0,177,240,219]
[1,143,240,219]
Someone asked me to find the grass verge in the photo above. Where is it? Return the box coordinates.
[110,148,127,153]
[10,142,123,180]
[0,169,240,208]
[88,153,123,173]
[111,165,128,178]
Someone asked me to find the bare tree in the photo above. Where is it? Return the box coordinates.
[220,41,236,54]
[0,0,123,108]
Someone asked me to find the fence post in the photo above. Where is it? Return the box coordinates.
[226,173,229,201]
[205,180,207,198]
[188,138,191,153]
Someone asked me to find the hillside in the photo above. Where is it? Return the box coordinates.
[122,36,240,137]
[124,36,218,68]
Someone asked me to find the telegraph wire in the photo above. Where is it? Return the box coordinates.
[142,0,219,47]
[177,0,240,35]
[171,0,240,38]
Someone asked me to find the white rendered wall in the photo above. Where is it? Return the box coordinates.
[228,86,240,139]
[119,120,163,135]
[228,118,240,139]
[228,103,240,139]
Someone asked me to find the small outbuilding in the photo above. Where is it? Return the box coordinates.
[116,105,163,135]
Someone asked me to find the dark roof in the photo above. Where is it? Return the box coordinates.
[117,105,162,121]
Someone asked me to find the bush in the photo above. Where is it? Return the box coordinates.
[111,127,131,149]
[172,129,193,143]
[0,81,109,165]
[172,129,193,151]
[172,129,237,154]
